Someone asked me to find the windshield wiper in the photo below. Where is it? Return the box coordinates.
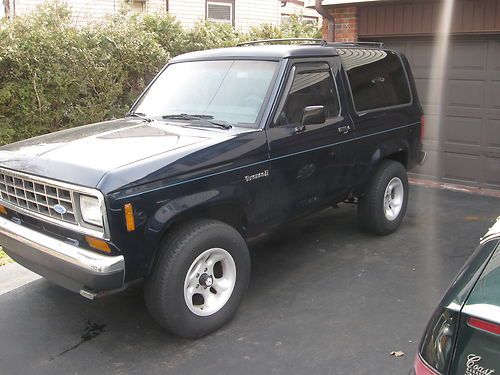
[162,114,232,130]
[126,112,153,123]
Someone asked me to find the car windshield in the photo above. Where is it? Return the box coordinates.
[134,60,278,128]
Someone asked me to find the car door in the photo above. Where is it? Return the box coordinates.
[266,58,355,223]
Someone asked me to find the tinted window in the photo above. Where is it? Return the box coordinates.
[338,49,411,112]
[276,64,339,126]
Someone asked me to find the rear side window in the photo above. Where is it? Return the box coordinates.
[338,48,411,112]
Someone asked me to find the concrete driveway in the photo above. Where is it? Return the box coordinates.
[0,185,498,375]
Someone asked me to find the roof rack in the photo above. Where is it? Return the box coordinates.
[330,41,385,48]
[237,38,327,47]
[236,38,385,49]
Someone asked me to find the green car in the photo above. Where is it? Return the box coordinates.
[412,217,500,375]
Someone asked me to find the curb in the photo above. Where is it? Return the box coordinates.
[409,177,500,199]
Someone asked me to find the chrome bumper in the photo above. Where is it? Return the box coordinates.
[0,216,125,294]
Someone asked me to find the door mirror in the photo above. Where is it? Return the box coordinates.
[302,106,325,126]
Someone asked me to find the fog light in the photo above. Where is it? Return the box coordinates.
[0,204,7,215]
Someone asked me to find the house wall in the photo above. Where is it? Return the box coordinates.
[11,0,166,23]
[281,0,320,21]
[234,0,280,31]
[168,0,204,29]
[358,0,500,37]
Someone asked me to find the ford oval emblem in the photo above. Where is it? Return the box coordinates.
[53,204,67,215]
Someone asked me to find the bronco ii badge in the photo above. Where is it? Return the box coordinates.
[466,354,496,375]
[244,170,269,183]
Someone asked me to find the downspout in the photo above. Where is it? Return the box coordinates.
[315,0,334,42]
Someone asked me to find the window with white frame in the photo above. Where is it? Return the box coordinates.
[206,1,234,25]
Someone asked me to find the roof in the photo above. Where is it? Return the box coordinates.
[170,45,340,62]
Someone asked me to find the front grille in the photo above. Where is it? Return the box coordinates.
[0,169,77,224]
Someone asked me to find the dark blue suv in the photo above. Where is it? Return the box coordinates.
[0,39,425,338]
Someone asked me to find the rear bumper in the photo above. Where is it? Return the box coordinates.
[0,216,125,294]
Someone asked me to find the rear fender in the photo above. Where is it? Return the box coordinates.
[355,139,409,197]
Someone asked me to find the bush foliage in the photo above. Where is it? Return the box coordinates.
[0,3,321,145]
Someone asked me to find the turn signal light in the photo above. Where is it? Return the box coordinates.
[468,317,500,335]
[0,204,7,215]
[124,203,135,232]
[85,236,111,254]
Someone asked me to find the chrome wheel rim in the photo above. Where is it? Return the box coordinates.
[183,248,236,317]
[383,177,404,221]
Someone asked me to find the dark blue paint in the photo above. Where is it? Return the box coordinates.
[0,46,424,283]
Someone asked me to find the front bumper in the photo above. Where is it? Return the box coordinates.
[0,216,125,294]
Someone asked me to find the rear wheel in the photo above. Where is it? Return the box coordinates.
[144,219,250,338]
[358,160,409,235]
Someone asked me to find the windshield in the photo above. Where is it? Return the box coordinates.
[134,60,278,128]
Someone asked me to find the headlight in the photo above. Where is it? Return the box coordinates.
[79,195,103,227]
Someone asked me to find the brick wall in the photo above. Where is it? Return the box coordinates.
[322,6,358,42]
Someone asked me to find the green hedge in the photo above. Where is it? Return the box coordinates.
[0,2,321,146]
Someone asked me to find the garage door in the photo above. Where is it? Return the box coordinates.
[381,38,500,189]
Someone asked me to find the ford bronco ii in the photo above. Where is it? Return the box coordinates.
[0,39,425,338]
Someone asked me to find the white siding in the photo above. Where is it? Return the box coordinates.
[281,1,320,21]
[168,0,205,29]
[235,0,280,31]
[13,0,166,24]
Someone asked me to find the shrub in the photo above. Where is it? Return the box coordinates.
[0,3,321,146]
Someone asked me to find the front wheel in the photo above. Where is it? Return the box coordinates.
[358,160,409,235]
[144,219,250,338]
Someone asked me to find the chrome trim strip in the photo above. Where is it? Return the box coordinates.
[0,216,123,275]
[0,167,110,240]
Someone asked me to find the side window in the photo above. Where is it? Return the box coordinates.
[338,48,411,112]
[275,64,339,127]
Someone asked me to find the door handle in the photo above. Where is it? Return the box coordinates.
[294,125,306,134]
[338,125,351,134]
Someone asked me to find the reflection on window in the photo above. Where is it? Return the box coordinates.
[276,66,339,126]
[135,60,277,127]
[338,48,411,112]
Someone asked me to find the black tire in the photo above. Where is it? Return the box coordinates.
[144,219,250,339]
[358,160,409,235]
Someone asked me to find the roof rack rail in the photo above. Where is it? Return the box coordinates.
[329,41,385,48]
[237,38,328,47]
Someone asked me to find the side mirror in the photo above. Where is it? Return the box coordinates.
[302,105,325,126]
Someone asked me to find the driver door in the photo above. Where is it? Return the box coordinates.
[266,59,355,223]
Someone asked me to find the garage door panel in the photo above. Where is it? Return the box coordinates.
[492,41,500,70]
[442,152,481,183]
[423,113,441,142]
[448,80,485,108]
[444,116,482,146]
[484,156,500,187]
[491,81,500,109]
[450,41,488,71]
[413,149,440,177]
[485,118,500,149]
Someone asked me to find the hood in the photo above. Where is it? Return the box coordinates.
[0,118,232,188]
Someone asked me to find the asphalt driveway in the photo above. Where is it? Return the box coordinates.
[0,185,499,375]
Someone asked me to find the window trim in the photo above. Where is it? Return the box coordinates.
[271,61,342,128]
[339,49,414,116]
[206,0,235,26]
